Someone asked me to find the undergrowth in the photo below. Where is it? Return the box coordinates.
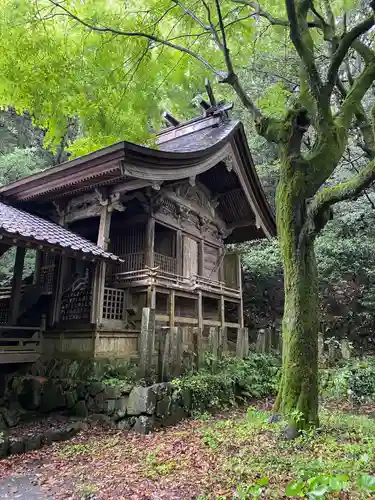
[172,354,280,412]
[320,356,375,404]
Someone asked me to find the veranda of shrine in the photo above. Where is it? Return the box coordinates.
[0,93,276,366]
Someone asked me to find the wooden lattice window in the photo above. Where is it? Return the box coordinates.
[0,299,9,324]
[102,288,125,321]
[40,253,56,294]
[60,287,91,322]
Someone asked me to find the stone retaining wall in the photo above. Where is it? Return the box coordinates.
[0,359,192,439]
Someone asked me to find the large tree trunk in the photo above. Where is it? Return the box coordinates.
[274,170,320,433]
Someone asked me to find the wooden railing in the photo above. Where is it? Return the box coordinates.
[115,268,241,298]
[0,321,44,364]
[154,253,177,274]
[119,252,145,272]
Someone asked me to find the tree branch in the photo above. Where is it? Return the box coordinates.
[47,0,223,77]
[326,15,375,98]
[310,155,375,223]
[337,59,375,129]
[215,0,234,75]
[285,0,322,102]
[231,0,289,26]
[172,0,210,30]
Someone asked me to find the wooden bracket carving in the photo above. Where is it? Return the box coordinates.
[224,154,234,172]
[95,188,108,206]
[108,192,126,212]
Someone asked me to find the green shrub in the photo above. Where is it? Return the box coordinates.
[172,353,280,412]
[320,357,375,404]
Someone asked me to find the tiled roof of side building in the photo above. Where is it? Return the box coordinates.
[0,202,121,262]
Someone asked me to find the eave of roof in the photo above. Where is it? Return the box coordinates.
[0,202,122,262]
[0,115,276,241]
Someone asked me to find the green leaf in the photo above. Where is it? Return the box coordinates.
[257,477,269,487]
[357,475,375,492]
[285,480,304,497]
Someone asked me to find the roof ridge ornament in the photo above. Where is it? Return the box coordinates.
[160,80,233,131]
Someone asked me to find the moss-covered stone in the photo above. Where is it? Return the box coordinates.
[40,380,65,413]
[127,386,157,416]
[72,400,88,418]
[1,408,20,428]
[9,437,25,455]
[133,415,155,435]
[65,390,78,409]
[18,376,44,410]
[24,434,42,452]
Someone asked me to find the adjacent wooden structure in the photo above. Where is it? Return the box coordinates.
[0,94,275,363]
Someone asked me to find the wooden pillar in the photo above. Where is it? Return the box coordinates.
[219,294,227,357]
[139,306,155,379]
[198,240,205,277]
[51,255,68,325]
[197,291,203,331]
[33,250,42,286]
[91,204,112,326]
[169,289,175,329]
[176,229,182,275]
[237,253,244,328]
[9,246,26,324]
[145,216,155,268]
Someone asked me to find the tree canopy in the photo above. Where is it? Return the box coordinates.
[2,0,375,432]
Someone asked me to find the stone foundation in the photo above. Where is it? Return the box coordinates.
[0,358,192,448]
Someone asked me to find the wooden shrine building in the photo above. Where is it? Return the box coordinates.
[0,92,276,363]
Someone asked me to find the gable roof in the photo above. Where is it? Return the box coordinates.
[0,109,276,242]
[0,202,121,262]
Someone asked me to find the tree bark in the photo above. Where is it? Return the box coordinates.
[273,168,319,432]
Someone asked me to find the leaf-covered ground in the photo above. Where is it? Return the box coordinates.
[0,401,374,499]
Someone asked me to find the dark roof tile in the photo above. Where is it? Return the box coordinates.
[0,202,121,262]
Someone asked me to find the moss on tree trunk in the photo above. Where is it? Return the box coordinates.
[274,166,319,432]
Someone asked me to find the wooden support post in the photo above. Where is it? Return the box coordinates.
[237,253,244,329]
[236,327,245,358]
[209,326,218,372]
[157,326,166,382]
[197,291,203,331]
[139,307,155,379]
[243,327,249,357]
[220,295,225,328]
[192,326,203,371]
[145,216,155,268]
[33,249,42,286]
[219,326,228,357]
[51,255,68,325]
[256,330,266,353]
[162,327,171,381]
[91,204,112,327]
[9,246,26,325]
[169,289,175,329]
[170,326,183,377]
[176,229,182,275]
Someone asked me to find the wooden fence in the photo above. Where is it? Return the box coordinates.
[138,307,252,380]
[137,309,353,380]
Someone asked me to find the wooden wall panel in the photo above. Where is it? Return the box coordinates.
[183,236,198,278]
[203,243,219,280]
[223,253,239,289]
